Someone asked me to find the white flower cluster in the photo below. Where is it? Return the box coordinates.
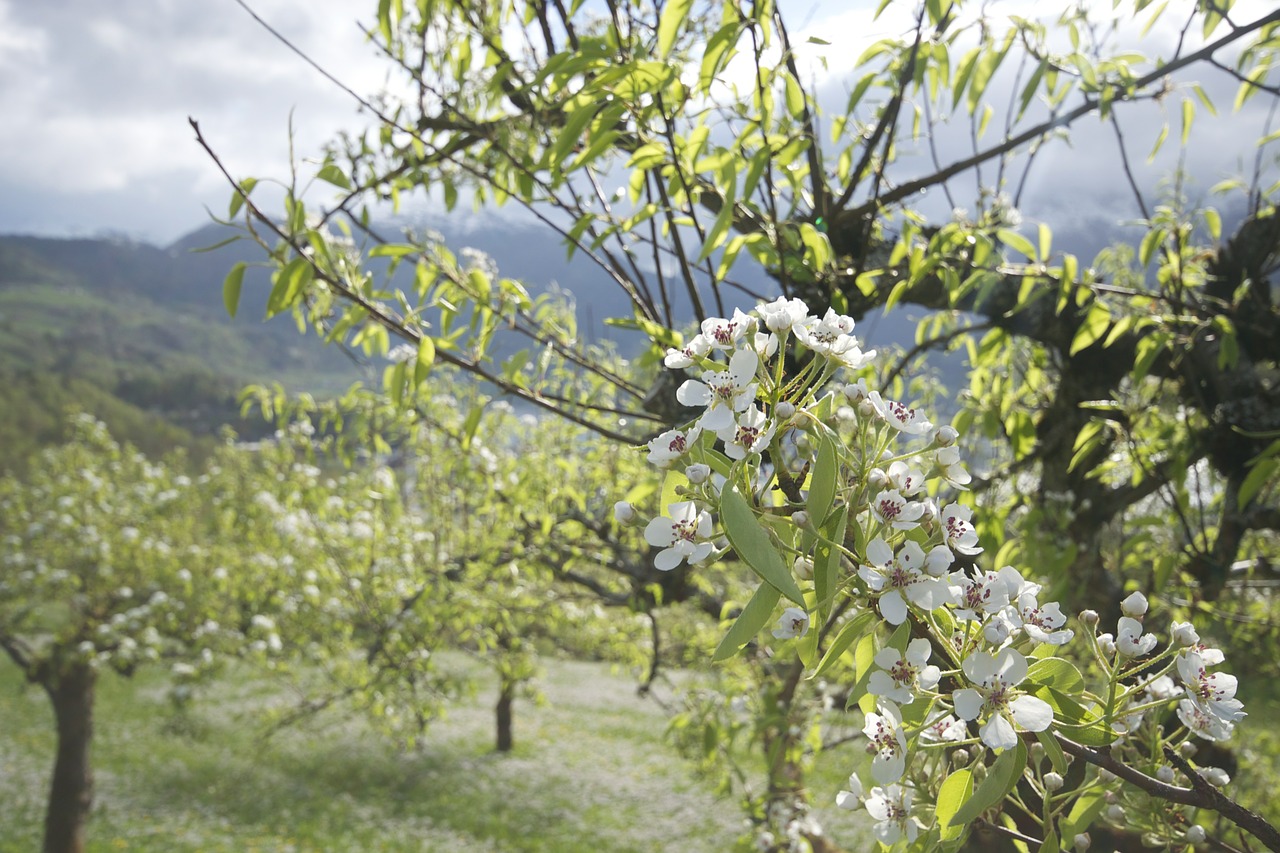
[616,298,1243,849]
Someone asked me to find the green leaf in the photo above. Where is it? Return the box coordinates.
[806,432,839,523]
[936,769,974,841]
[1069,302,1111,355]
[222,262,246,319]
[266,256,314,318]
[813,508,847,621]
[948,740,1027,827]
[229,177,258,219]
[657,0,693,59]
[713,582,781,661]
[1181,98,1195,147]
[1026,657,1085,693]
[414,335,436,385]
[721,486,806,606]
[316,162,352,190]
[1037,729,1068,776]
[550,103,600,171]
[810,609,874,680]
[998,228,1037,261]
[1239,457,1279,507]
[1146,122,1169,162]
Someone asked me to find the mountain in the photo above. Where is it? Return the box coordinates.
[0,231,362,470]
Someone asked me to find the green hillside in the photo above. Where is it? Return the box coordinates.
[0,231,363,471]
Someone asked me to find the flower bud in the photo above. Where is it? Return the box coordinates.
[856,399,876,419]
[868,468,890,490]
[1120,591,1148,617]
[1079,609,1099,627]
[775,401,796,420]
[791,510,810,528]
[1180,742,1198,758]
[794,432,815,456]
[933,425,959,447]
[843,382,868,403]
[1201,766,1230,787]
[613,501,636,523]
[1043,772,1064,792]
[1156,765,1175,784]
[1171,621,1199,647]
[1106,804,1125,822]
[984,617,1011,645]
[685,463,711,484]
[1029,742,1045,763]
[1186,825,1206,844]
[1073,833,1091,852]
[1098,768,1116,783]
[1097,633,1116,657]
[793,556,814,581]
[951,748,970,767]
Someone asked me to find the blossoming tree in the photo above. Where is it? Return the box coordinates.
[616,298,1278,850]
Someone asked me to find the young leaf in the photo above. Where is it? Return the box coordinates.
[721,486,806,606]
[936,769,974,840]
[657,0,693,59]
[713,582,782,661]
[223,262,246,319]
[948,740,1027,827]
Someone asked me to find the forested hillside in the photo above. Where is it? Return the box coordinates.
[0,231,360,470]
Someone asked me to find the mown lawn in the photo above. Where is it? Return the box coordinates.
[0,655,875,852]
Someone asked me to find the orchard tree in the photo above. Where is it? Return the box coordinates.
[0,417,261,853]
[193,0,1280,848]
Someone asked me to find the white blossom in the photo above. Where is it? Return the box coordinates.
[953,648,1054,750]
[870,489,925,530]
[868,638,941,704]
[718,405,776,460]
[863,702,908,783]
[1177,651,1245,723]
[646,426,702,468]
[867,392,933,435]
[859,538,947,625]
[773,607,810,640]
[940,502,983,555]
[676,348,759,431]
[663,334,712,368]
[644,501,715,571]
[864,784,923,845]
[1116,616,1157,657]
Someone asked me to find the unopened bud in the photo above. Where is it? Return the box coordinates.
[1073,832,1091,852]
[793,556,814,581]
[984,618,1010,645]
[951,748,971,767]
[1171,621,1199,647]
[613,501,636,523]
[1044,772,1064,792]
[1029,742,1045,763]
[1120,591,1149,618]
[1156,765,1175,784]
[1079,609,1099,627]
[1186,825,1206,843]
[685,463,711,485]
[868,468,890,490]
[843,382,868,403]
[1200,766,1230,787]
[934,425,959,447]
[792,510,810,528]
[1097,633,1116,657]
[794,433,814,456]
[856,399,876,419]
[1180,742,1198,758]
[1098,768,1117,783]
[775,401,796,420]
[1106,804,1125,822]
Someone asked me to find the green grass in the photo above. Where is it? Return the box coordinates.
[0,656,752,852]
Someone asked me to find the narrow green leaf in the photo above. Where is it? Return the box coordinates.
[721,486,806,606]
[813,508,847,620]
[810,609,874,680]
[1069,302,1111,355]
[222,262,246,319]
[1238,457,1279,507]
[998,229,1037,260]
[1026,658,1085,693]
[713,582,781,661]
[1146,123,1169,162]
[1181,98,1194,147]
[1037,729,1068,776]
[414,335,436,385]
[657,0,693,59]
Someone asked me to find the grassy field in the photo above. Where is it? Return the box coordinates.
[0,656,874,852]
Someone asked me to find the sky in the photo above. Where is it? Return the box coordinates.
[0,0,1275,248]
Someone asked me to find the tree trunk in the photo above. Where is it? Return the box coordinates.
[495,675,515,753]
[41,663,96,853]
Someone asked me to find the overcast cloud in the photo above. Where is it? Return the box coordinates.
[0,0,1274,248]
